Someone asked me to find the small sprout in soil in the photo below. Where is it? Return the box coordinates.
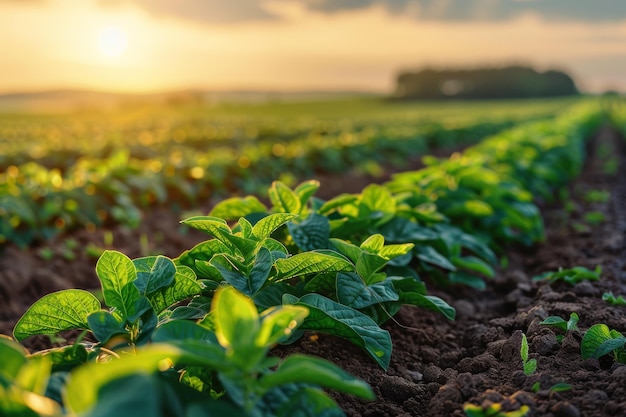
[549,383,572,393]
[37,247,55,261]
[520,333,537,376]
[581,323,626,364]
[584,189,610,204]
[603,158,619,175]
[85,243,105,259]
[583,210,606,225]
[464,402,530,417]
[602,292,626,306]
[540,312,579,342]
[533,266,601,286]
[532,382,572,394]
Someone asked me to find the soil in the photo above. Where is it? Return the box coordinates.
[1,127,626,416]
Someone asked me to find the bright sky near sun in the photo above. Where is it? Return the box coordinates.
[1,0,625,94]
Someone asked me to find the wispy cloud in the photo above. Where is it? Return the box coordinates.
[96,0,626,24]
[97,0,278,23]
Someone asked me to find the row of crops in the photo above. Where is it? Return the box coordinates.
[0,97,578,247]
[0,99,609,416]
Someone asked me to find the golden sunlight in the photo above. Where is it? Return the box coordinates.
[98,26,128,58]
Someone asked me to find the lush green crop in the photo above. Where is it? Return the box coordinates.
[0,97,583,247]
[6,250,374,416]
[0,97,612,416]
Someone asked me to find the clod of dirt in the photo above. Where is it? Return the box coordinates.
[377,375,426,404]
[550,401,580,417]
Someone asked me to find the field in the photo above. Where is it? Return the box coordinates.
[1,95,626,417]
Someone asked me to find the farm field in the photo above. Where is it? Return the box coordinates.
[1,96,578,247]
[2,96,626,417]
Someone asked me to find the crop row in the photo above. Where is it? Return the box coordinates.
[0,101,605,416]
[0,99,575,247]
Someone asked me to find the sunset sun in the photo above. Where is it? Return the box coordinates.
[98,26,128,58]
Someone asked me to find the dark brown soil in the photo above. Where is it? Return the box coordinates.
[1,128,626,416]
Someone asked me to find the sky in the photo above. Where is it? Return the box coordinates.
[1,0,625,94]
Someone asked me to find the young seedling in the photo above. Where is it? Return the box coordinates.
[533,266,601,286]
[584,189,610,204]
[581,323,626,364]
[531,382,572,394]
[540,312,579,342]
[602,292,626,306]
[583,211,606,225]
[520,333,537,376]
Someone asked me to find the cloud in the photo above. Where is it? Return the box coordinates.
[297,0,626,23]
[97,0,279,23]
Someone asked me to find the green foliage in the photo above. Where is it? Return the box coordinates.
[581,323,626,364]
[14,250,202,347]
[3,97,572,247]
[6,285,373,417]
[520,333,537,376]
[540,312,579,342]
[533,265,601,285]
[603,292,626,306]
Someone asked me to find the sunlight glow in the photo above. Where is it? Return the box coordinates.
[98,26,128,58]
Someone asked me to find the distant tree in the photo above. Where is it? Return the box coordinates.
[392,66,579,100]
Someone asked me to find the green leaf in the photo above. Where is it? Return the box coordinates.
[595,337,626,359]
[360,234,385,253]
[257,305,309,347]
[84,373,161,417]
[87,310,126,343]
[378,217,439,241]
[0,337,27,380]
[133,255,177,296]
[275,251,354,280]
[359,184,395,216]
[329,238,362,263]
[521,333,529,362]
[269,181,302,214]
[148,265,202,314]
[581,323,612,359]
[318,193,359,215]
[288,293,392,369]
[260,354,374,399]
[355,252,387,284]
[213,286,262,369]
[540,316,568,332]
[29,343,89,368]
[451,256,495,278]
[96,250,140,319]
[415,245,456,271]
[390,277,455,320]
[524,358,537,376]
[248,247,274,295]
[336,273,399,309]
[293,180,321,207]
[151,320,218,345]
[288,213,331,251]
[252,213,298,240]
[378,243,415,260]
[13,290,101,341]
[16,356,51,395]
[209,196,268,220]
[65,344,185,414]
[449,271,487,290]
[273,386,343,417]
